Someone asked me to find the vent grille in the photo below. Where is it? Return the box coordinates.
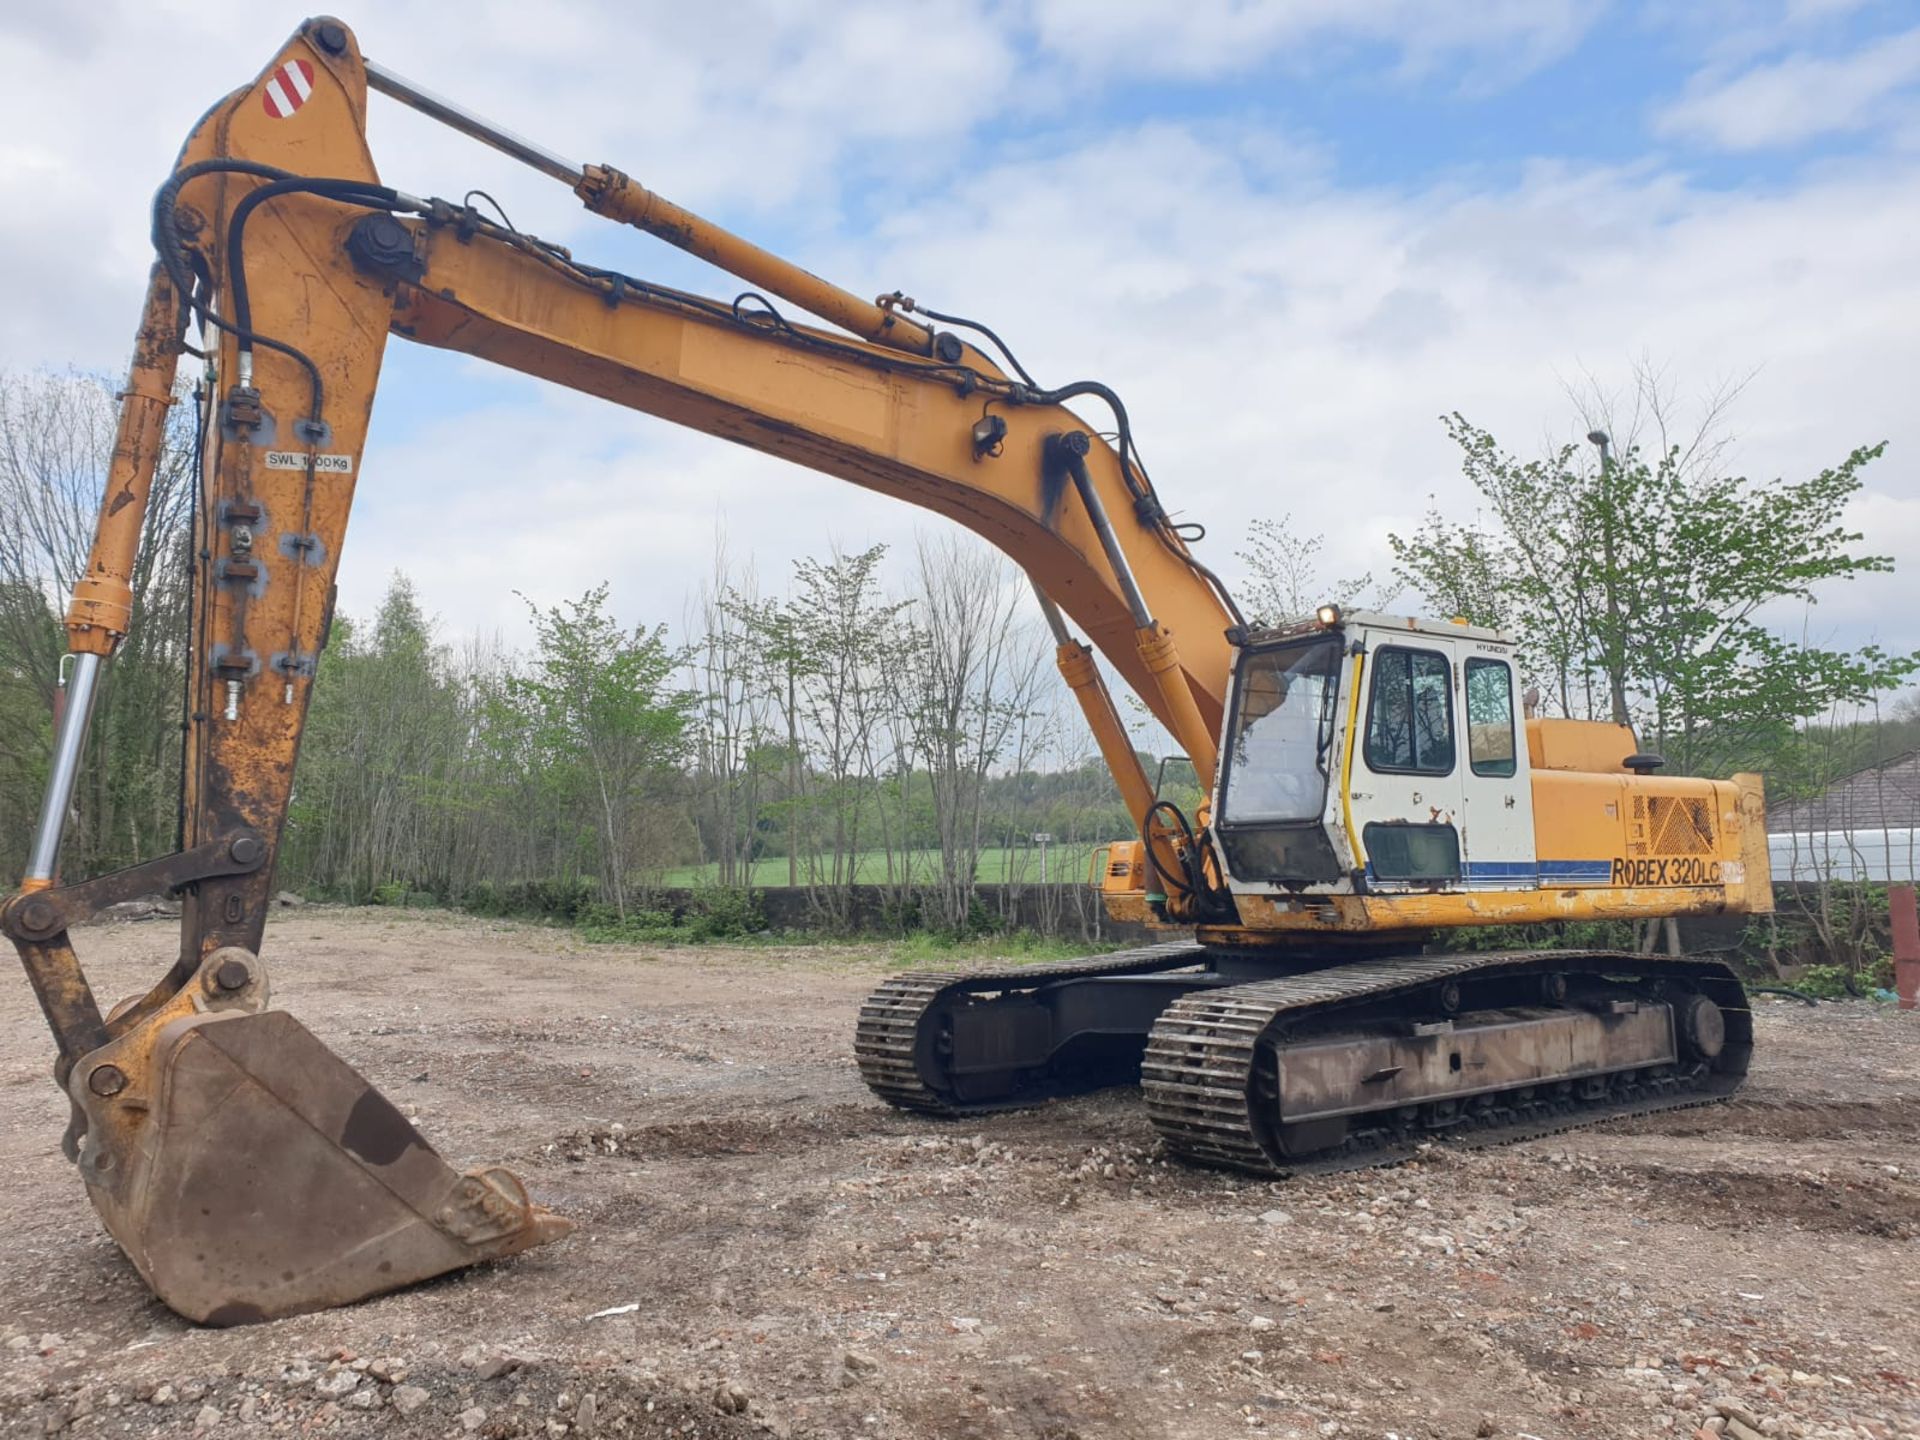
[1649,795,1715,856]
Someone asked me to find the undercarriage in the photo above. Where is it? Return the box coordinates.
[855,943,1750,1174]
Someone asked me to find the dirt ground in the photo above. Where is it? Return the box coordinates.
[1,909,1914,1440]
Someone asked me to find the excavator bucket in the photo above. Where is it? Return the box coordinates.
[66,950,569,1324]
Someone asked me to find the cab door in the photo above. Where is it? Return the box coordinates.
[1351,637,1466,889]
[1458,650,1537,888]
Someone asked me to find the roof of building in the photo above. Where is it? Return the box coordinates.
[1767,748,1920,833]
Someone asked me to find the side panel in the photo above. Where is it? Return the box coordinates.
[1532,771,1748,892]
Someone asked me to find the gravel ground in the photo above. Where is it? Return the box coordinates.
[1,908,1914,1440]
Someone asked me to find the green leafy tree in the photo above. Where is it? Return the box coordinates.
[281,575,471,898]
[1392,411,1916,774]
[731,544,914,925]
[512,585,695,919]
[0,369,194,878]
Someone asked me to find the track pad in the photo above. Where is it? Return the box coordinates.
[80,1009,569,1324]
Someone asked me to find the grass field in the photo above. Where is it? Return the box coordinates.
[658,842,1116,889]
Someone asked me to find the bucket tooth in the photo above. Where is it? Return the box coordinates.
[75,1006,568,1325]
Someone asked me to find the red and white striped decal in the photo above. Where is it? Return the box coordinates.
[261,59,315,119]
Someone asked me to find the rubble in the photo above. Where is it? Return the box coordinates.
[0,914,1912,1440]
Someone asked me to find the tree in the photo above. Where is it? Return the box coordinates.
[1234,516,1374,628]
[280,575,472,899]
[896,535,1052,931]
[512,585,695,919]
[1391,394,1916,774]
[686,534,775,887]
[733,544,914,925]
[0,368,195,878]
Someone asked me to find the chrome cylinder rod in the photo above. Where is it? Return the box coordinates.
[23,652,102,886]
[1030,581,1074,646]
[1051,434,1155,630]
[364,59,584,187]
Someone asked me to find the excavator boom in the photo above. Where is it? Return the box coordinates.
[2,17,1236,1323]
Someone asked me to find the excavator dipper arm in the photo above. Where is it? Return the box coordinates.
[2,17,1237,1322]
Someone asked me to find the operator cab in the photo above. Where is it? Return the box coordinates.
[1213,611,1531,896]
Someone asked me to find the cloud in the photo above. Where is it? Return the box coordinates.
[1655,25,1920,149]
[849,125,1920,646]
[1023,0,1601,87]
[0,1,1024,369]
[329,119,1920,669]
[1,1,1914,679]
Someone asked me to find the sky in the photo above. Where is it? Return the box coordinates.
[1,0,1917,674]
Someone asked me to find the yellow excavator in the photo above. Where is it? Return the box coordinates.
[4,18,1772,1325]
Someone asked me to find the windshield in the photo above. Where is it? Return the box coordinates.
[1220,638,1344,825]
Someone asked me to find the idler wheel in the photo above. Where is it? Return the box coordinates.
[1679,993,1726,1060]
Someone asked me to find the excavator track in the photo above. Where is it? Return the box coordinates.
[856,940,1211,1115]
[1143,949,1751,1178]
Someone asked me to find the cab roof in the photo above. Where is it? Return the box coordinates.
[1241,610,1512,648]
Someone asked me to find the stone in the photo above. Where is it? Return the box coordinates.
[193,1405,221,1431]
[276,891,306,907]
[459,1343,522,1380]
[574,1392,598,1436]
[842,1350,881,1377]
[149,1384,177,1406]
[392,1385,432,1416]
[344,1386,382,1410]
[713,1380,750,1415]
[1250,1316,1277,1332]
[459,1407,488,1433]
[1258,1210,1292,1226]
[313,1370,360,1399]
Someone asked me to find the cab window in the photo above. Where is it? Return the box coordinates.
[1465,658,1517,778]
[1364,646,1454,775]
[1220,638,1343,825]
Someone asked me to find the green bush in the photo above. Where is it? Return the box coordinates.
[573,888,765,945]
[463,880,503,916]
[686,887,764,939]
[876,895,922,935]
[1791,955,1895,999]
[466,877,599,922]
